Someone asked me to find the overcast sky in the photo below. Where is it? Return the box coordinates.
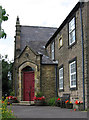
[0,0,79,61]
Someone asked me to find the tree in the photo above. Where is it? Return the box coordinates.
[0,6,8,39]
[2,55,13,96]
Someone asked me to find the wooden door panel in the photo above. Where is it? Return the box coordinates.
[23,71,34,101]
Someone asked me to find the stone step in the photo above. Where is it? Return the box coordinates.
[12,101,35,106]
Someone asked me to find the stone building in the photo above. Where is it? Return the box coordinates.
[13,2,89,109]
[13,17,57,102]
[46,2,89,109]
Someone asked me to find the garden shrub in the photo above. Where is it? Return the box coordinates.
[10,91,15,96]
[0,98,16,119]
[36,92,44,97]
[6,96,20,104]
[48,97,56,106]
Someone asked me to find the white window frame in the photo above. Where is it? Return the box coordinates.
[69,17,75,46]
[59,67,63,90]
[51,42,54,60]
[58,37,63,48]
[69,60,76,88]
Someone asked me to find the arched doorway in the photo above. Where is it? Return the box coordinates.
[22,66,34,101]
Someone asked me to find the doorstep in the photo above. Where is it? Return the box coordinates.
[12,101,35,106]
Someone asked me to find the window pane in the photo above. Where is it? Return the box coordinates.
[60,38,62,47]
[59,84,62,88]
[59,78,63,83]
[69,31,75,45]
[59,68,63,77]
[71,62,76,73]
[70,60,76,87]
[69,17,75,45]
[71,74,76,81]
[52,52,54,60]
[72,30,75,42]
[71,81,73,86]
[51,42,54,60]
[59,83,63,89]
[59,67,63,89]
[69,18,75,32]
[69,33,72,44]
[51,42,54,50]
[73,80,76,85]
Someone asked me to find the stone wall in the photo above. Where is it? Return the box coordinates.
[41,64,56,101]
[55,6,83,103]
[86,2,89,109]
[13,46,41,101]
[46,3,88,109]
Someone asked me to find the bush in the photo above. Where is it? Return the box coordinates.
[6,96,19,104]
[36,92,44,97]
[48,97,56,106]
[0,98,16,119]
[10,91,15,96]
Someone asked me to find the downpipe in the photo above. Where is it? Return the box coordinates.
[80,2,85,110]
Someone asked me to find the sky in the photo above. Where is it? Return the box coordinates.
[0,0,79,61]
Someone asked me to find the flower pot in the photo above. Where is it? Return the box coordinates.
[78,104,83,111]
[60,101,66,108]
[74,104,83,111]
[57,101,60,107]
[66,103,73,109]
[56,101,60,107]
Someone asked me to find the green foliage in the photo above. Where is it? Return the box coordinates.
[0,30,6,38]
[48,97,56,106]
[0,99,16,119]
[2,55,13,96]
[10,91,15,96]
[0,6,8,39]
[36,92,44,97]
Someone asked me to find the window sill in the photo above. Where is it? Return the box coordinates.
[68,41,76,49]
[59,89,64,92]
[58,45,63,50]
[70,87,77,91]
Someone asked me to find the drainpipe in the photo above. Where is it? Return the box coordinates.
[80,2,85,110]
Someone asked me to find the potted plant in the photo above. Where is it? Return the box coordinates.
[65,100,73,109]
[56,98,61,107]
[48,97,56,106]
[34,92,45,106]
[60,101,66,108]
[75,100,83,111]
[6,96,19,104]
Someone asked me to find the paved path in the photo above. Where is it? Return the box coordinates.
[8,105,88,119]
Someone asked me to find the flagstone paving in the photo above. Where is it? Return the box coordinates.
[8,105,88,118]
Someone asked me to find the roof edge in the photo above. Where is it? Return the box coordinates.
[18,46,40,58]
[45,2,84,48]
[20,25,57,29]
[41,63,58,65]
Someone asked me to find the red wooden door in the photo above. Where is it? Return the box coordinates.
[23,71,34,101]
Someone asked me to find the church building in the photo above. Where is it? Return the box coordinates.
[13,2,89,109]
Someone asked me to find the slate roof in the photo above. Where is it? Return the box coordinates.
[20,25,57,64]
[42,55,58,64]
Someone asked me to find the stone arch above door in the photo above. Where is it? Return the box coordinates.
[18,61,40,101]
